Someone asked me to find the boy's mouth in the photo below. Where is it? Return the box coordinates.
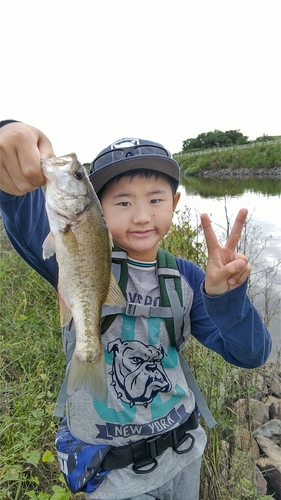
[129,229,155,238]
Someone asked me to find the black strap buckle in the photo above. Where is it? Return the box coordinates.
[172,431,195,455]
[132,436,159,474]
[132,457,158,474]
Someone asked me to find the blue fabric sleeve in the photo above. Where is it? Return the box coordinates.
[176,257,272,368]
[0,188,58,289]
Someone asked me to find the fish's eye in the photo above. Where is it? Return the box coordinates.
[74,169,84,181]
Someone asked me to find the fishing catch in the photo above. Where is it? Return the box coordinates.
[41,153,126,400]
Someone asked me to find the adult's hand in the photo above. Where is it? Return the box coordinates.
[0,122,54,195]
[201,208,251,295]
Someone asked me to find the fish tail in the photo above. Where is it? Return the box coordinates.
[67,350,107,401]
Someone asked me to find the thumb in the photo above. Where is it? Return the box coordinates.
[37,131,55,159]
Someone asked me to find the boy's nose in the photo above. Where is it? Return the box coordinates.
[132,205,152,224]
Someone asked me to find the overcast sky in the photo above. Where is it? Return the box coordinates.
[1,0,280,163]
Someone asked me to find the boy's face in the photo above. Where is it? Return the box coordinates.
[101,173,180,261]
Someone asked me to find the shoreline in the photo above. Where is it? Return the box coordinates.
[191,166,281,178]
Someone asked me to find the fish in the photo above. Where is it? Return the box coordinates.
[41,153,126,400]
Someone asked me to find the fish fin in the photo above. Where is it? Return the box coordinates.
[105,272,126,307]
[42,232,56,259]
[67,350,107,401]
[58,293,73,327]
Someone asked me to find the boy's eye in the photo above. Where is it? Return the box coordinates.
[151,199,161,204]
[118,201,131,206]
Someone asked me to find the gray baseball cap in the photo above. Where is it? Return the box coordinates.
[89,137,180,194]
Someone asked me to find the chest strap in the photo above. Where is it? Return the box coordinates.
[101,247,185,350]
[101,410,198,474]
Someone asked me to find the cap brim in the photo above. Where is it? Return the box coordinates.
[89,156,179,194]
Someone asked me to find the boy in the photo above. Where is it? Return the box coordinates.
[0,122,272,500]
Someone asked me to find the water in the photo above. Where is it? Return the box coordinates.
[176,176,281,361]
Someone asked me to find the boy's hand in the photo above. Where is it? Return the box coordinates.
[201,208,251,295]
[0,122,54,195]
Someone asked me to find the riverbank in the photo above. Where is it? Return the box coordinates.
[193,166,281,178]
[176,141,281,177]
[215,358,281,499]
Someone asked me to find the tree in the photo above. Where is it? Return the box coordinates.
[224,130,248,145]
[182,129,248,152]
[255,134,275,142]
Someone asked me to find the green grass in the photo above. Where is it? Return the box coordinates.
[0,225,84,500]
[0,219,275,500]
[176,141,281,175]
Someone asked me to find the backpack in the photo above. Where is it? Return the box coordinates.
[53,246,216,428]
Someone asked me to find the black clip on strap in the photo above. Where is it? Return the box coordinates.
[132,457,158,474]
[133,421,195,474]
[132,436,159,474]
[172,430,195,455]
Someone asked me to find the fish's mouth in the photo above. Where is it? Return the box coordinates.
[41,154,78,170]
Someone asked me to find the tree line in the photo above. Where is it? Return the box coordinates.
[182,129,276,152]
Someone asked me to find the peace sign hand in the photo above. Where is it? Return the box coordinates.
[201,208,251,296]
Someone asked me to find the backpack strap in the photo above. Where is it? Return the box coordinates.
[53,320,76,418]
[178,352,217,428]
[101,246,185,351]
[157,250,216,427]
[156,248,185,350]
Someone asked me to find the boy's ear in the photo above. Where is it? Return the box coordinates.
[173,191,181,211]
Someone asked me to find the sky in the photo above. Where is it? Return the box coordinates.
[1,0,281,164]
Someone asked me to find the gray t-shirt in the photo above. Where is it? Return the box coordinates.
[66,260,207,499]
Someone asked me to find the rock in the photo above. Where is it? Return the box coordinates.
[252,373,269,400]
[262,395,281,419]
[269,400,281,420]
[272,377,281,399]
[255,435,281,464]
[251,400,270,428]
[233,398,269,428]
[235,428,260,459]
[255,465,268,496]
[257,457,281,474]
[253,419,281,446]
[258,361,281,398]
[257,457,281,499]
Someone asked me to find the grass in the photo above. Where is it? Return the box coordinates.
[176,141,281,175]
[0,225,82,499]
[0,217,276,500]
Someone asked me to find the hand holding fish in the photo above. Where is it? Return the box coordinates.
[0,122,54,195]
[201,208,251,296]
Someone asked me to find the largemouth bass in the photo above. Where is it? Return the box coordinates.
[41,153,126,400]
